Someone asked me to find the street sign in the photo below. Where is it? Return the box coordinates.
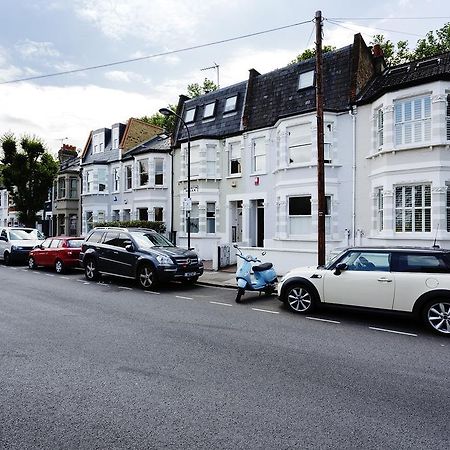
[184,198,192,211]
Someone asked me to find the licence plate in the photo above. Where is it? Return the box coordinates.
[184,272,197,277]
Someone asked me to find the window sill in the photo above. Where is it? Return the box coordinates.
[226,174,242,179]
[367,142,446,158]
[249,171,267,177]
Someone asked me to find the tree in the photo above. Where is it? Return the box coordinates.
[187,78,218,97]
[1,134,58,227]
[140,104,177,134]
[414,23,450,59]
[289,45,336,65]
[372,22,450,65]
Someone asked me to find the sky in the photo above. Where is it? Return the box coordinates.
[1,0,450,155]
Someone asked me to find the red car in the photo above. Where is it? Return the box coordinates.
[28,237,84,273]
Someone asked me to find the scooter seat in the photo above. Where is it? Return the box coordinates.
[253,262,273,272]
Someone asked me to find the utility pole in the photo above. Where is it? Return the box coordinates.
[315,10,326,266]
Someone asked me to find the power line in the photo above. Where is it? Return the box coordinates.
[0,19,312,85]
[326,18,423,38]
[328,16,450,21]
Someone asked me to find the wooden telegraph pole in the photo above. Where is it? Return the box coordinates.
[315,10,326,266]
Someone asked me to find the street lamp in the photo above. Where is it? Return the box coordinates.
[159,107,192,250]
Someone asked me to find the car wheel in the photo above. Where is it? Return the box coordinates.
[55,259,65,274]
[84,258,99,281]
[28,257,37,269]
[137,264,156,290]
[284,283,316,314]
[422,299,450,336]
[3,251,11,266]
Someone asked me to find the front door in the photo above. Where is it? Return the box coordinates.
[256,199,264,248]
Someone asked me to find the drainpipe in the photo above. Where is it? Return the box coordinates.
[349,105,357,246]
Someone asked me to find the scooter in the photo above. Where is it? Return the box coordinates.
[233,244,278,303]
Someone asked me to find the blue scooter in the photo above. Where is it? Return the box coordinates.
[234,244,278,303]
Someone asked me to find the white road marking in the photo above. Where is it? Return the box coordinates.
[369,326,417,337]
[83,282,90,285]
[118,286,133,290]
[252,308,279,315]
[306,317,340,324]
[176,295,193,300]
[45,273,55,277]
[21,269,28,272]
[9,267,17,270]
[145,291,160,295]
[60,276,69,280]
[209,301,232,307]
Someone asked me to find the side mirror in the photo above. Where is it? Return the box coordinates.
[125,244,134,252]
[233,244,238,248]
[334,263,347,276]
[0,236,5,241]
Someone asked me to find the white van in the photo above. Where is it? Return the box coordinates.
[0,227,45,265]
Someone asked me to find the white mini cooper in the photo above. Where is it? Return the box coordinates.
[278,247,450,336]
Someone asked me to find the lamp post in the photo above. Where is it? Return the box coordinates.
[159,107,191,250]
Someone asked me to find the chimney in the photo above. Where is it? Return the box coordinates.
[242,68,260,130]
[58,144,78,162]
[372,44,386,73]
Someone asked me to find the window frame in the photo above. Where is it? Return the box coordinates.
[184,107,196,123]
[125,165,132,190]
[288,195,312,236]
[252,137,266,173]
[154,158,164,186]
[138,159,149,187]
[203,101,216,119]
[228,141,242,176]
[224,95,238,113]
[395,184,431,232]
[206,202,216,234]
[298,70,315,90]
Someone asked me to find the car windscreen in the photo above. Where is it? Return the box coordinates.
[9,230,35,240]
[67,240,83,248]
[131,232,175,248]
[17,229,45,240]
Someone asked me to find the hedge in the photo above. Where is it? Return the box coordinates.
[93,220,166,233]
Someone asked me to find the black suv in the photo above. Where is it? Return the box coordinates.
[80,227,203,289]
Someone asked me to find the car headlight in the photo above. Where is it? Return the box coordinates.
[156,254,173,265]
[11,245,22,251]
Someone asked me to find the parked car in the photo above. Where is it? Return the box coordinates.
[28,237,84,273]
[0,227,45,265]
[79,227,204,289]
[278,247,450,336]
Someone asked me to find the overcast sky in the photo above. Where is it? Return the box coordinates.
[1,0,450,155]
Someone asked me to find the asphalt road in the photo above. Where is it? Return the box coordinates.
[0,265,449,449]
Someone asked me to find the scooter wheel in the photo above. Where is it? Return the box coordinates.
[235,287,245,303]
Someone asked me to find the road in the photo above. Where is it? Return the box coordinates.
[0,264,449,449]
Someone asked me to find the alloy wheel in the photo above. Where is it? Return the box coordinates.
[139,265,154,289]
[287,286,312,313]
[427,301,450,335]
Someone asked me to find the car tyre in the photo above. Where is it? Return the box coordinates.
[3,251,11,266]
[284,282,316,314]
[137,263,156,290]
[55,259,65,274]
[84,258,100,281]
[28,256,37,270]
[422,299,450,336]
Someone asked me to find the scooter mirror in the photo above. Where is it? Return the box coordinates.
[233,244,238,248]
[262,251,266,256]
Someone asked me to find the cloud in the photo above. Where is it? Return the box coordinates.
[0,83,167,154]
[73,0,239,44]
[0,46,41,82]
[15,39,60,59]
[104,70,151,84]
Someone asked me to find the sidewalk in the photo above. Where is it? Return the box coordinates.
[197,269,237,289]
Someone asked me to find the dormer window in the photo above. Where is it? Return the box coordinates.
[224,95,238,113]
[203,101,216,119]
[92,132,105,154]
[298,70,314,89]
[112,127,120,150]
[184,107,196,123]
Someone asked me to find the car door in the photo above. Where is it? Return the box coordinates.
[33,238,52,266]
[0,229,7,260]
[113,233,138,277]
[46,239,61,267]
[323,250,395,309]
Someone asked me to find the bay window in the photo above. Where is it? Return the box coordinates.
[394,96,431,146]
[395,184,431,232]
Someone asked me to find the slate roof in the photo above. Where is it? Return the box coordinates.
[175,44,356,143]
[358,52,450,104]
[176,81,247,142]
[122,134,171,161]
[244,45,354,131]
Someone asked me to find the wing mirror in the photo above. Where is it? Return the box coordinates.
[233,244,238,248]
[125,243,134,252]
[334,263,347,276]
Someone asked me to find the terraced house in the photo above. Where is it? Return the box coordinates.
[80,118,164,234]
[355,50,450,249]
[172,34,381,270]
